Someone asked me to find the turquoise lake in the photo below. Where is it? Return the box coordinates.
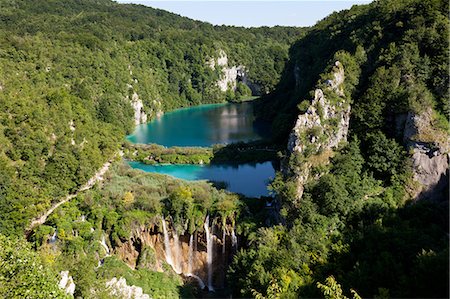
[126,102,270,147]
[128,161,276,197]
[127,102,276,197]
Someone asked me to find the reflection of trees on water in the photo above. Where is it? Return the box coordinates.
[206,102,262,143]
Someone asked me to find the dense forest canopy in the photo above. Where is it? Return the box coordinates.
[0,0,303,234]
[239,0,449,298]
[0,0,448,298]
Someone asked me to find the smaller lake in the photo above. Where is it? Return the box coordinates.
[126,102,270,147]
[128,161,276,198]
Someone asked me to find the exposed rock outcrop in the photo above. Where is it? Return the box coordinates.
[108,218,236,291]
[126,68,164,126]
[208,50,262,95]
[130,92,148,125]
[397,108,449,201]
[106,277,151,299]
[285,61,350,200]
[58,271,76,296]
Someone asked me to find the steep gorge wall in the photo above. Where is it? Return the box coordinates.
[285,58,448,203]
[397,108,449,201]
[285,61,350,200]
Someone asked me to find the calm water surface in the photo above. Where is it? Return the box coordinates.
[128,161,275,197]
[127,102,275,197]
[126,102,269,147]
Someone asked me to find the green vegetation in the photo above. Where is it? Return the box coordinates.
[123,143,213,164]
[0,0,302,235]
[29,162,242,297]
[123,141,280,165]
[212,141,281,164]
[227,82,254,103]
[0,234,68,298]
[0,0,448,297]
[96,257,191,298]
[230,139,448,298]
[232,0,449,298]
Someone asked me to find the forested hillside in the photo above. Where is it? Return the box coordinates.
[234,0,449,297]
[0,0,448,298]
[0,0,302,234]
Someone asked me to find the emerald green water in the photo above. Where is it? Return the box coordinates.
[127,102,275,197]
[126,102,270,147]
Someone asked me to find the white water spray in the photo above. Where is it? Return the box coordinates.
[204,216,214,291]
[186,233,207,289]
[231,228,238,250]
[161,217,174,269]
[222,229,226,254]
[100,235,110,255]
[188,234,194,273]
[173,229,182,274]
[49,231,57,243]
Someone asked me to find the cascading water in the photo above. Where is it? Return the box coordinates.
[173,229,182,274]
[49,231,57,243]
[161,217,175,270]
[188,234,194,273]
[186,233,206,289]
[231,228,238,250]
[204,215,214,291]
[100,235,110,255]
[222,229,226,254]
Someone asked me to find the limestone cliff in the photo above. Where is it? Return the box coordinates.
[126,66,163,126]
[58,271,76,296]
[285,61,350,200]
[106,218,236,291]
[106,277,151,299]
[397,108,449,201]
[208,50,261,95]
[130,92,148,126]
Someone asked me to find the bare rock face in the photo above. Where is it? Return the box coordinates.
[115,240,140,269]
[130,92,148,125]
[58,271,76,296]
[111,221,235,291]
[286,61,350,200]
[208,50,262,95]
[398,108,449,201]
[106,277,151,299]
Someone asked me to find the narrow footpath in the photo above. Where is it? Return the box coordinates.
[26,158,114,235]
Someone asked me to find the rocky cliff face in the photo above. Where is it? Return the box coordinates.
[397,108,449,201]
[209,50,261,95]
[58,271,75,296]
[106,277,151,299]
[130,92,148,125]
[285,61,350,200]
[126,65,163,126]
[108,218,236,291]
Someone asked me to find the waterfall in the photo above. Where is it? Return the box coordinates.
[222,229,226,254]
[49,231,57,243]
[173,229,182,274]
[161,218,174,269]
[188,234,194,273]
[186,233,207,289]
[204,215,214,291]
[231,228,238,250]
[100,235,110,255]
